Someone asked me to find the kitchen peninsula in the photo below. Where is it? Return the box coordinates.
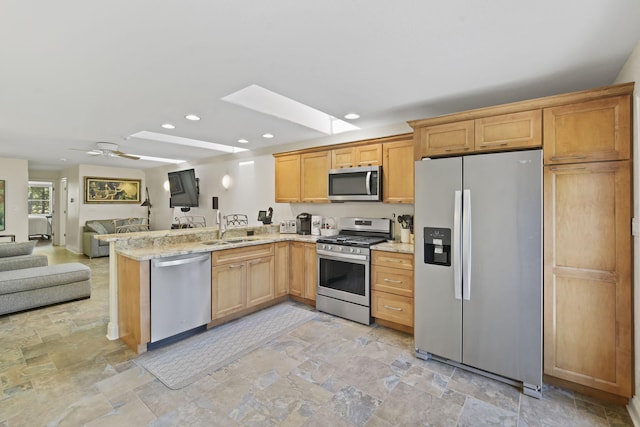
[97,227,413,354]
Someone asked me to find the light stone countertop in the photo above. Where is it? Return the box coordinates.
[371,241,414,255]
[97,226,413,260]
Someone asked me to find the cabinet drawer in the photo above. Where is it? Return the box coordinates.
[212,243,274,265]
[372,251,413,270]
[372,291,413,327]
[372,265,413,297]
[475,110,541,152]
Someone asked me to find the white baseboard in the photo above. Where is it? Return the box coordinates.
[628,395,640,426]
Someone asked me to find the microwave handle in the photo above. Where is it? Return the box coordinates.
[365,171,372,195]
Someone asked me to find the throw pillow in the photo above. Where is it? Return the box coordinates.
[0,240,37,258]
[86,221,109,234]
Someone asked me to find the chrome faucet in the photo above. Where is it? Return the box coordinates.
[216,210,227,238]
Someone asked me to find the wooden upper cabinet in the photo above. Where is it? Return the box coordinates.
[301,150,331,202]
[331,144,382,168]
[543,95,631,165]
[543,160,632,397]
[331,147,355,168]
[383,139,414,203]
[475,110,541,152]
[355,144,382,166]
[274,154,300,202]
[415,120,474,159]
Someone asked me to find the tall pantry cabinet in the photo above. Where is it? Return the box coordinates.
[543,93,633,398]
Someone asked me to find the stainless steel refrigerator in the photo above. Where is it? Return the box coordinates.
[414,149,542,398]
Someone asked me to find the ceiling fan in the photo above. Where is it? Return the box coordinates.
[71,142,140,160]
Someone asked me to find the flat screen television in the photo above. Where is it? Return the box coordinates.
[168,168,199,207]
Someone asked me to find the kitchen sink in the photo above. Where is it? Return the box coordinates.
[201,240,231,246]
[224,237,265,243]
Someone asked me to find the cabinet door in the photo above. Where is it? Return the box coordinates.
[275,154,300,202]
[543,160,632,397]
[415,120,474,158]
[543,95,631,165]
[274,241,289,297]
[246,256,275,307]
[304,243,317,301]
[289,242,305,297]
[355,144,382,166]
[383,139,414,203]
[301,151,331,202]
[212,263,246,319]
[475,110,541,152]
[331,147,355,168]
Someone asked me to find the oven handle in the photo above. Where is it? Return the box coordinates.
[316,249,369,262]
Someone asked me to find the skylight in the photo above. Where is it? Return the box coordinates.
[128,131,249,154]
[221,85,360,135]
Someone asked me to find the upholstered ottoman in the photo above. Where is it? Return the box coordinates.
[0,263,91,315]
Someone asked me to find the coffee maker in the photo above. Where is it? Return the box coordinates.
[296,213,312,235]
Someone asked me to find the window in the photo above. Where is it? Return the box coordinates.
[28,181,53,215]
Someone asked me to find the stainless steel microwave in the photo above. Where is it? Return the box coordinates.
[328,166,381,202]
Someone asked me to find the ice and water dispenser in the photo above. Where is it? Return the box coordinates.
[423,227,452,266]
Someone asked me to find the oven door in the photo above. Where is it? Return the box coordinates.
[316,249,370,306]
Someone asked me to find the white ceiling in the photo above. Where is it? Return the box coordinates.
[1,1,639,171]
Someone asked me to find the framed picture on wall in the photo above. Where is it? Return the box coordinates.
[0,180,5,231]
[84,177,141,204]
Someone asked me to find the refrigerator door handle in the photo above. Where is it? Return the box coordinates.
[462,189,472,300]
[453,190,462,300]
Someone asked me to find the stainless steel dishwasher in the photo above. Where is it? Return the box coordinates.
[150,252,212,343]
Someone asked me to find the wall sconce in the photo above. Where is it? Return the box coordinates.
[221,174,232,190]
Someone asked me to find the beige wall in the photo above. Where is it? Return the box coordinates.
[613,39,640,421]
[58,164,147,254]
[0,157,29,241]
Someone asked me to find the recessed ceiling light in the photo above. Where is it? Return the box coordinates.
[238,139,249,144]
[185,114,201,121]
[262,133,274,139]
[344,113,360,120]
[161,123,176,129]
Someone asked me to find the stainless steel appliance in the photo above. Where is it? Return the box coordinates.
[328,165,381,202]
[150,252,212,343]
[297,213,311,235]
[279,219,297,234]
[316,217,392,325]
[414,150,542,398]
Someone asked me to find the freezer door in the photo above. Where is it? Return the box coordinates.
[462,149,542,387]
[414,157,463,362]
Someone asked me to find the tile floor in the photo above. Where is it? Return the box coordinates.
[0,241,634,426]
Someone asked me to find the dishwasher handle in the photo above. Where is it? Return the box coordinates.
[153,254,211,268]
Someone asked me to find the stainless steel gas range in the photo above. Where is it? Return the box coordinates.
[316,217,392,325]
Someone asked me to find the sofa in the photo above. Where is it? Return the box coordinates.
[82,218,148,258]
[0,241,91,315]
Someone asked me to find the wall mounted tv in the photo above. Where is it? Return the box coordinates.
[168,168,199,208]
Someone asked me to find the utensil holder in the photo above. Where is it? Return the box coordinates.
[400,228,410,243]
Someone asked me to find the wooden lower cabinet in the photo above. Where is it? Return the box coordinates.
[543,160,632,398]
[274,241,290,297]
[289,241,316,302]
[212,244,274,320]
[371,250,414,331]
[117,255,150,354]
